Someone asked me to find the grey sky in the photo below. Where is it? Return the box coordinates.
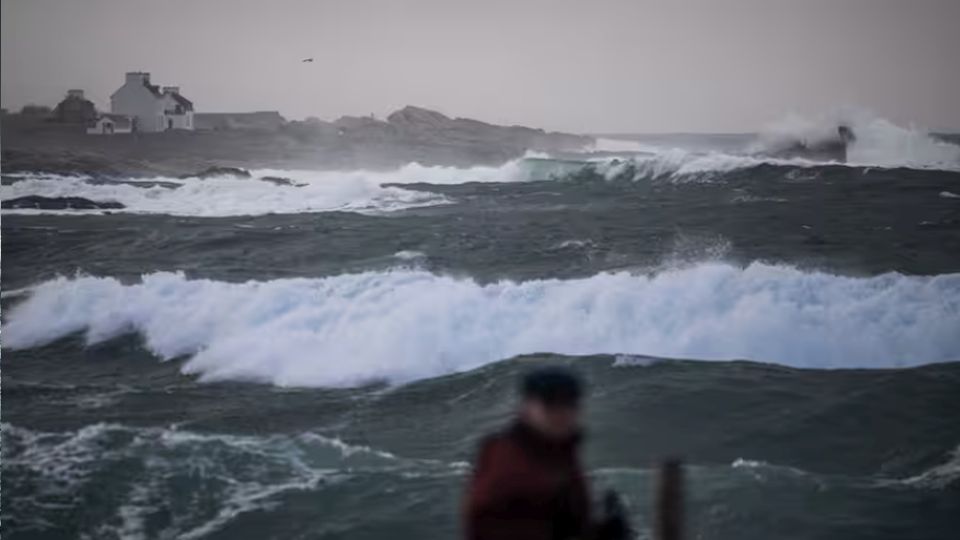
[3,0,958,133]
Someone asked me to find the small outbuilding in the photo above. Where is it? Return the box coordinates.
[87,114,134,135]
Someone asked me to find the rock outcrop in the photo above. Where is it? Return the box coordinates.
[338,106,591,154]
[3,195,124,210]
[259,176,304,187]
[182,166,252,179]
[321,106,592,166]
[1,106,594,176]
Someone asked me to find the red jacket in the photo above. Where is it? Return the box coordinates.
[464,421,592,540]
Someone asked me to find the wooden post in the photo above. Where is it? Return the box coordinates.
[655,458,684,540]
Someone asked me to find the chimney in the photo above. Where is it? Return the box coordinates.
[162,86,180,95]
[67,89,85,99]
[125,72,150,84]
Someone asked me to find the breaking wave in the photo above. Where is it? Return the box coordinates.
[4,118,958,217]
[0,169,451,217]
[5,263,959,387]
[591,114,960,179]
[586,150,824,182]
[587,138,663,154]
[0,157,554,217]
[898,445,960,489]
[750,112,960,170]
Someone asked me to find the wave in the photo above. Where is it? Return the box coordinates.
[592,115,960,177]
[590,126,960,182]
[0,156,560,216]
[0,170,449,217]
[586,150,828,182]
[750,112,960,170]
[4,124,957,217]
[898,445,960,489]
[5,262,959,387]
[587,138,663,153]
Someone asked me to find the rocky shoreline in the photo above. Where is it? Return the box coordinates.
[1,106,593,177]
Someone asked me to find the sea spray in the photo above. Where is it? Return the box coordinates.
[6,263,959,387]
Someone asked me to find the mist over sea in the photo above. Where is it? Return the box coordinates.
[3,115,960,539]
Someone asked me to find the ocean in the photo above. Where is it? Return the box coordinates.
[2,117,960,539]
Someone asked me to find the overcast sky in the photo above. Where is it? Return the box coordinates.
[3,0,958,133]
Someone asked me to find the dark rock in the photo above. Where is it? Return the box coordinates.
[387,106,451,128]
[85,178,182,189]
[259,176,304,187]
[183,166,252,179]
[763,125,856,163]
[2,195,125,210]
[333,105,593,158]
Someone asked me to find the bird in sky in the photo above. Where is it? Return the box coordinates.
[302,58,314,63]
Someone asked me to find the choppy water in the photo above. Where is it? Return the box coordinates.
[3,120,960,539]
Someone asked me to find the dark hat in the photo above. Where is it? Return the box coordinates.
[521,366,583,406]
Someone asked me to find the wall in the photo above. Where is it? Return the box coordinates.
[111,82,164,132]
[163,111,193,130]
[87,118,134,135]
[161,93,194,130]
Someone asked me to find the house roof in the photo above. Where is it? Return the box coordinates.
[169,92,194,111]
[108,75,192,109]
[143,80,163,97]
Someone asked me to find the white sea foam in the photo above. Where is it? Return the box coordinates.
[5,263,959,387]
[593,149,824,182]
[898,445,960,489]
[553,239,595,250]
[1,422,405,539]
[589,114,960,178]
[731,458,768,469]
[4,118,956,217]
[730,458,816,484]
[588,138,663,154]
[0,159,545,217]
[393,250,427,260]
[751,112,960,170]
[0,154,773,215]
[1,286,34,299]
[611,354,660,367]
[0,172,444,217]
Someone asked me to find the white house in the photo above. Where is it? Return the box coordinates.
[110,72,194,132]
[87,113,134,135]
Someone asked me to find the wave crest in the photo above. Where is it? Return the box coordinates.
[5,263,959,387]
[751,112,960,170]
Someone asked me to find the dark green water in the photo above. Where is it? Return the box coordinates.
[3,146,960,538]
